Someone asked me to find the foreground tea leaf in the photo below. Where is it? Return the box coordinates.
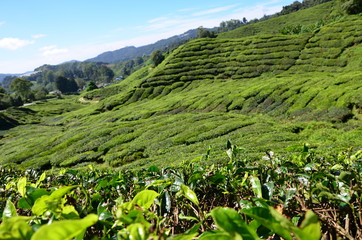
[31,214,98,240]
[199,232,231,240]
[0,216,33,240]
[127,223,148,240]
[131,190,159,209]
[249,176,262,198]
[293,211,321,240]
[35,172,47,187]
[211,207,259,240]
[171,233,198,240]
[2,200,17,221]
[242,207,293,240]
[32,185,79,216]
[17,177,27,198]
[179,184,199,206]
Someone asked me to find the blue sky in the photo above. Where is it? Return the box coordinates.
[0,0,294,73]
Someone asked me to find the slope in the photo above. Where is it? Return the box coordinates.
[0,2,361,170]
[219,1,334,39]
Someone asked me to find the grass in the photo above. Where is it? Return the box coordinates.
[0,1,361,170]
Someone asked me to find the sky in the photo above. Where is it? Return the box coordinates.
[0,0,294,73]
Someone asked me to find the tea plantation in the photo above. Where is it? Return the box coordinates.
[0,1,362,239]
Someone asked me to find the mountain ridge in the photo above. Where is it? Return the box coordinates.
[86,29,199,64]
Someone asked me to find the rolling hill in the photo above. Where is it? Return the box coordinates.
[0,1,361,170]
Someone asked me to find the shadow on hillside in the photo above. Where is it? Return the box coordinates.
[0,114,19,130]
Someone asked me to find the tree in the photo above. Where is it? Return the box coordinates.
[341,0,362,14]
[45,70,56,83]
[55,76,79,94]
[97,65,114,83]
[280,1,303,15]
[34,87,49,100]
[86,81,98,91]
[151,50,165,67]
[0,86,6,94]
[9,78,34,102]
[197,26,217,38]
[218,20,244,33]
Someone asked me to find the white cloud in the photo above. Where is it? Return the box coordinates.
[0,37,34,50]
[148,17,168,23]
[39,45,68,56]
[193,4,239,16]
[32,34,47,39]
[177,8,197,13]
[136,0,285,37]
[0,0,289,73]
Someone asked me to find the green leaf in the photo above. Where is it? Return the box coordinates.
[0,216,33,240]
[18,197,32,209]
[50,185,79,199]
[127,223,148,240]
[211,207,260,240]
[2,200,17,221]
[226,149,233,160]
[262,182,274,200]
[179,184,199,206]
[199,231,232,240]
[131,190,159,210]
[161,191,172,215]
[31,214,98,240]
[32,185,79,216]
[35,172,47,187]
[28,187,51,203]
[17,176,27,197]
[227,140,232,149]
[284,188,296,207]
[250,176,262,198]
[293,211,321,240]
[184,223,201,235]
[32,195,52,216]
[179,213,199,222]
[145,179,174,189]
[242,207,294,240]
[61,205,79,219]
[171,233,198,240]
[148,165,159,173]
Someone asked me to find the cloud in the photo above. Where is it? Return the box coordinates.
[177,8,197,13]
[148,17,168,23]
[32,34,47,39]
[0,37,34,50]
[193,4,239,16]
[39,45,68,56]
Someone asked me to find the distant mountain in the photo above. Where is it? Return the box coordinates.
[61,60,80,64]
[0,73,21,82]
[0,74,8,82]
[86,29,199,64]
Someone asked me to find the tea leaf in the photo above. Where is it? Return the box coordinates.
[30,214,98,240]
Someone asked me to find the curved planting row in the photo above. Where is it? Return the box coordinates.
[142,35,309,87]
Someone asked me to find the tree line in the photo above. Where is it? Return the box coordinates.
[0,78,48,110]
[0,62,115,110]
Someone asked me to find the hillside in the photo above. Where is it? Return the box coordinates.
[219,1,334,38]
[0,2,361,170]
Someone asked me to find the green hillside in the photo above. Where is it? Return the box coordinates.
[1,2,362,170]
[219,1,334,38]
